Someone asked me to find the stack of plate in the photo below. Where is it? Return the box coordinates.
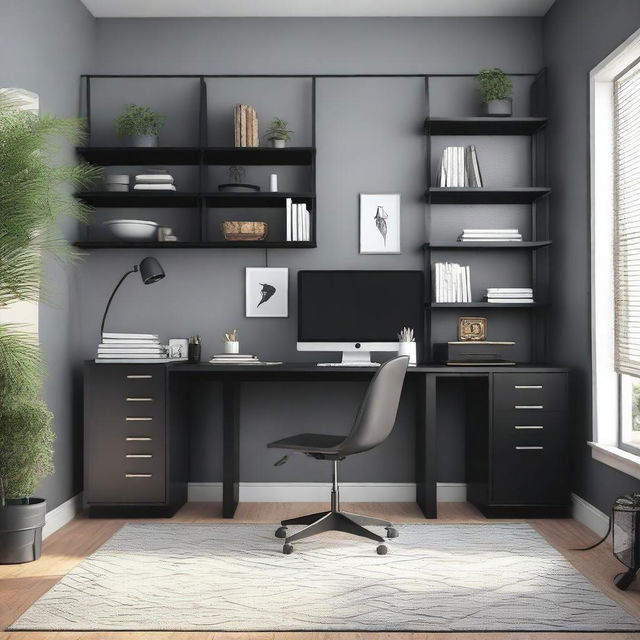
[103,174,130,192]
[104,219,158,240]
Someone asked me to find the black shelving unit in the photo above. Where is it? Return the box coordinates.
[424,69,550,363]
[75,75,317,249]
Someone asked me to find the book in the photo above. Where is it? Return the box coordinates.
[292,203,298,241]
[297,204,303,241]
[469,145,483,187]
[464,229,520,234]
[487,288,533,294]
[135,174,174,184]
[133,184,177,191]
[433,262,471,303]
[486,298,535,303]
[96,352,168,359]
[234,105,240,147]
[286,198,292,241]
[102,332,159,340]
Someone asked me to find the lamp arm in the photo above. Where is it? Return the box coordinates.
[99,267,138,338]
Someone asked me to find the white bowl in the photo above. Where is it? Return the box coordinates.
[104,219,159,240]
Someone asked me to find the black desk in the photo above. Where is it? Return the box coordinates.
[83,362,569,519]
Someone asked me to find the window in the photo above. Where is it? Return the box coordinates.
[591,29,640,479]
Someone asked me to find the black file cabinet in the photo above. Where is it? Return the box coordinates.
[83,363,188,517]
[467,371,570,517]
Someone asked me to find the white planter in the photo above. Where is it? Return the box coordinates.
[272,139,286,148]
[397,342,417,365]
[485,99,512,117]
[224,341,240,354]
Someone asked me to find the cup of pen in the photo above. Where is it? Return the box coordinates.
[188,336,201,363]
[224,329,239,354]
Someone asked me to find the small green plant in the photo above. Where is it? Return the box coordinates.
[264,117,293,142]
[115,103,165,137]
[476,68,513,103]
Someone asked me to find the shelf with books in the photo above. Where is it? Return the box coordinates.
[73,240,317,249]
[427,302,549,309]
[425,241,551,250]
[425,117,547,136]
[427,187,551,205]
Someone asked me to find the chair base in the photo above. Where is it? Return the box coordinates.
[276,509,398,553]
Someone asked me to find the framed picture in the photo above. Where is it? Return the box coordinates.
[458,317,487,341]
[245,267,289,318]
[359,193,401,254]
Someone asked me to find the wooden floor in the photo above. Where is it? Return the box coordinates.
[1,501,639,640]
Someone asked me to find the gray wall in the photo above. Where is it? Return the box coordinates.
[0,0,95,510]
[79,17,543,483]
[544,0,640,512]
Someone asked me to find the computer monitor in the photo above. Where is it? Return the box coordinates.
[297,270,424,365]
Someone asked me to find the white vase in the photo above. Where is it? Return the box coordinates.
[224,341,239,354]
[398,342,417,365]
[272,139,286,148]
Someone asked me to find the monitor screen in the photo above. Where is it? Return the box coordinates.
[298,270,424,343]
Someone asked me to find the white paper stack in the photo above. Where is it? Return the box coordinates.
[209,354,260,364]
[485,288,534,303]
[439,145,483,188]
[96,332,168,362]
[459,228,522,242]
[433,262,472,303]
[134,171,176,191]
[285,198,312,241]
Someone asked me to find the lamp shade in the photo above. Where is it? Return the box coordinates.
[139,256,165,285]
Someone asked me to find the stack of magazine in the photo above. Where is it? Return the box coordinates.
[458,228,522,242]
[433,262,472,303]
[209,354,261,365]
[96,332,167,362]
[485,288,534,303]
[438,146,483,188]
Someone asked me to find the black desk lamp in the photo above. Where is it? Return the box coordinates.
[100,256,165,337]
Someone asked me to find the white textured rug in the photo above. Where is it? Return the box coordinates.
[10,523,640,632]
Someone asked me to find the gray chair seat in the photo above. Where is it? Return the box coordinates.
[268,433,346,457]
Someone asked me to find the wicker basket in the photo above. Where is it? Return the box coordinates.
[221,221,268,241]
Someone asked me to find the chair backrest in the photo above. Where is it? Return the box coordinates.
[338,356,409,457]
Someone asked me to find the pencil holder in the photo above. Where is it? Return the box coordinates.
[224,341,240,354]
[188,342,201,363]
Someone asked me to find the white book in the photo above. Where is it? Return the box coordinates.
[135,174,174,183]
[486,298,535,304]
[461,238,523,242]
[487,288,533,293]
[445,148,452,188]
[487,293,533,298]
[211,354,257,359]
[98,346,166,352]
[461,233,522,238]
[97,353,168,359]
[461,146,468,187]
[465,266,472,303]
[95,358,170,364]
[292,203,298,241]
[470,145,483,188]
[102,332,158,340]
[303,205,310,241]
[297,204,303,242]
[434,263,440,302]
[133,184,177,191]
[439,150,446,187]
[464,228,520,234]
[286,198,292,241]
[452,148,459,188]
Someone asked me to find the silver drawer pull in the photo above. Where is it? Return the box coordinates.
[514,385,543,389]
[126,454,152,458]
[515,405,543,409]
[125,473,152,478]
[515,425,544,430]
[126,416,152,421]
[515,446,544,450]
[127,374,153,379]
[126,437,152,441]
[126,397,153,402]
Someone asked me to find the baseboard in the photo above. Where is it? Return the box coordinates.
[43,492,83,539]
[188,482,467,503]
[570,492,610,537]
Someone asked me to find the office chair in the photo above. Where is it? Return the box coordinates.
[267,355,409,555]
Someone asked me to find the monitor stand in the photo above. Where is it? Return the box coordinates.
[316,350,380,367]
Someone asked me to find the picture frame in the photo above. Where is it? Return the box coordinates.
[245,267,289,318]
[359,193,401,254]
[458,317,487,341]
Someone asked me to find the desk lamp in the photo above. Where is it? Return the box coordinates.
[100,256,165,336]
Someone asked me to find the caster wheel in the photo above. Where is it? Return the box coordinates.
[275,526,288,539]
[386,526,399,539]
[377,544,388,555]
[283,543,294,554]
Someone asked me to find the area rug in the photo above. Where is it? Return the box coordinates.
[9,523,640,632]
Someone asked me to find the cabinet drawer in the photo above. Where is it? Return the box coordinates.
[88,364,165,402]
[493,410,568,449]
[493,373,567,412]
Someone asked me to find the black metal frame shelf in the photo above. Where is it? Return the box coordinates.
[426,117,547,136]
[74,240,316,249]
[428,302,549,309]
[427,187,551,205]
[425,241,551,250]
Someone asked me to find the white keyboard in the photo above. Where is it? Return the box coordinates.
[316,362,381,367]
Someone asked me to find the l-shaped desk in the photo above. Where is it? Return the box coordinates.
[83,362,569,519]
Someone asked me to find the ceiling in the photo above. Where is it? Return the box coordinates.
[79,0,556,18]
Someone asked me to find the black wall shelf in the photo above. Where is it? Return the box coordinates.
[426,117,547,136]
[74,240,316,249]
[428,302,549,309]
[427,187,551,205]
[425,241,551,250]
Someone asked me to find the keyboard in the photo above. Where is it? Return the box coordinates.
[316,362,381,367]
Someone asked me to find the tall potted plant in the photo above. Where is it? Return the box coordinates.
[0,92,99,563]
[115,103,165,147]
[476,68,513,117]
[264,117,293,148]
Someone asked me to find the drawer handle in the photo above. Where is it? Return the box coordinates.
[514,385,543,389]
[125,417,153,421]
[126,437,152,441]
[514,425,544,430]
[125,454,152,458]
[125,473,152,478]
[126,374,153,379]
[515,446,544,450]
[126,397,153,402]
[515,405,543,409]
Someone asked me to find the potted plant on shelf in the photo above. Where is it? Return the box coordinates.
[115,103,166,147]
[0,91,98,564]
[265,117,293,148]
[476,68,513,117]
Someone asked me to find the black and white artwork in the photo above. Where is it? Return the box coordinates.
[245,267,288,318]
[360,193,401,254]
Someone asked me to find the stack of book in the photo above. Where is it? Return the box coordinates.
[433,262,472,303]
[133,170,176,192]
[96,333,168,362]
[458,228,522,242]
[485,288,534,304]
[209,354,261,365]
[234,104,259,147]
[438,145,483,188]
[286,198,311,241]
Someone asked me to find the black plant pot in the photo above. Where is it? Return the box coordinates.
[0,498,46,564]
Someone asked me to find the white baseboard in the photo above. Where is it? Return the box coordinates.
[570,492,610,537]
[188,482,467,503]
[43,492,83,539]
